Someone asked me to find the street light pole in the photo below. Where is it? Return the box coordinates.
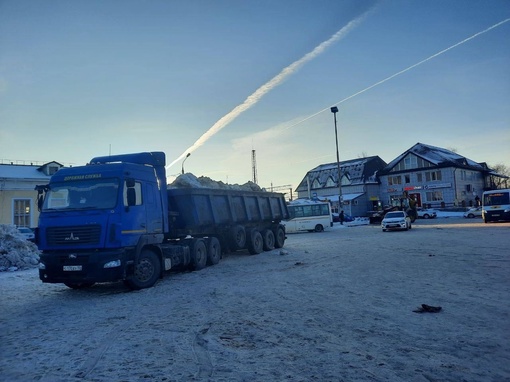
[331,107,342,219]
[181,153,191,175]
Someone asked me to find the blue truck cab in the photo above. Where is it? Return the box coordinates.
[37,152,169,289]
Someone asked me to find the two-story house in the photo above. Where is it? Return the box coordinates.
[377,143,502,209]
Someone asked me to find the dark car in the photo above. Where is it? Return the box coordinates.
[332,212,354,223]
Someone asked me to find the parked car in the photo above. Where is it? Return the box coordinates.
[381,211,412,231]
[17,227,35,241]
[332,212,354,223]
[464,206,482,218]
[416,208,437,219]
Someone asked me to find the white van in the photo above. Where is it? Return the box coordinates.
[283,200,333,233]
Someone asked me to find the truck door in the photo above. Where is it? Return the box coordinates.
[145,182,164,234]
[122,179,147,246]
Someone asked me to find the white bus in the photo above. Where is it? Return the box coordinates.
[283,200,333,233]
[482,189,510,223]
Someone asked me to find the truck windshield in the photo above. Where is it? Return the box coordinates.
[43,178,120,211]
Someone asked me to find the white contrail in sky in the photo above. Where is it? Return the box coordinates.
[281,17,510,130]
[166,10,372,170]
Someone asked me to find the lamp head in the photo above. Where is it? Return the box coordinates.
[330,106,338,113]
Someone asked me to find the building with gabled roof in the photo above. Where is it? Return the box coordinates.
[0,161,63,227]
[377,142,504,209]
[295,156,387,216]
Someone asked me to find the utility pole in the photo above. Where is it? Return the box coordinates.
[331,106,343,216]
[252,149,258,184]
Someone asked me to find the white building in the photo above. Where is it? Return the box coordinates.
[0,162,63,227]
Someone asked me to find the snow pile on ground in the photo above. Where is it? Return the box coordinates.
[169,173,263,191]
[0,225,40,272]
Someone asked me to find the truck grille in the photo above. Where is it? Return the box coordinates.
[46,225,101,246]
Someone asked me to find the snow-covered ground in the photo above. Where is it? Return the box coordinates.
[1,217,509,381]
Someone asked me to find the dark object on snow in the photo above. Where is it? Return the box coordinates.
[413,304,442,313]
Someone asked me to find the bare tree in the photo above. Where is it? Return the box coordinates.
[489,163,510,189]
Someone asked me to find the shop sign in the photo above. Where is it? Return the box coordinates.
[423,183,451,189]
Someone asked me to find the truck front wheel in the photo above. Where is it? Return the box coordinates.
[126,249,161,290]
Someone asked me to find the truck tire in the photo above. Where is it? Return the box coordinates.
[247,230,264,255]
[126,249,161,290]
[262,229,275,251]
[207,237,221,265]
[190,239,207,270]
[274,226,285,249]
[230,225,246,250]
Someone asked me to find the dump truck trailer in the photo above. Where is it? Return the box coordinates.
[36,152,288,289]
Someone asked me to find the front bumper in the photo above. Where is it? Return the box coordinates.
[382,221,408,230]
[39,248,133,284]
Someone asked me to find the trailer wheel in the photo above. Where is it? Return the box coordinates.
[190,239,207,270]
[247,230,264,255]
[274,226,285,249]
[64,282,95,289]
[230,225,246,250]
[126,249,161,290]
[207,237,221,265]
[262,229,275,251]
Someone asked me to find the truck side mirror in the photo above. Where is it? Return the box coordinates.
[37,194,44,211]
[126,178,135,188]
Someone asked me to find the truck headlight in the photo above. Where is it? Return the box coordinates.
[104,260,121,269]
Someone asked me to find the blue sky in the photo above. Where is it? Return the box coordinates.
[1,0,509,189]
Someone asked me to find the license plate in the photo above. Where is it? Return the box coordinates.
[63,265,82,271]
[493,214,500,217]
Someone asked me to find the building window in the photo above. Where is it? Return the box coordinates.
[325,177,335,187]
[14,199,31,227]
[417,173,422,182]
[48,166,59,175]
[405,175,410,183]
[426,191,443,201]
[425,170,442,182]
[388,176,402,186]
[404,155,418,169]
[312,179,321,189]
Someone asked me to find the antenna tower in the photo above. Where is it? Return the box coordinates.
[251,149,258,184]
